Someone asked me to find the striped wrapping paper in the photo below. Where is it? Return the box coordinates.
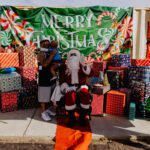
[19,46,37,67]
[0,72,22,92]
[111,54,131,67]
[0,53,19,68]
[131,59,150,66]
[17,67,37,87]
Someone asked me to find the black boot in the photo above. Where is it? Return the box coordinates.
[79,108,89,126]
[67,110,76,127]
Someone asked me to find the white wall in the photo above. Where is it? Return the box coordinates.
[1,0,150,7]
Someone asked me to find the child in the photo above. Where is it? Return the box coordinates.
[49,40,61,80]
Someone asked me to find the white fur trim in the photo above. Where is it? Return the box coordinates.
[65,104,76,110]
[81,85,89,90]
[82,65,91,75]
[71,69,79,84]
[80,103,90,109]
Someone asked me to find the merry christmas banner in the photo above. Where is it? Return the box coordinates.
[0,6,133,60]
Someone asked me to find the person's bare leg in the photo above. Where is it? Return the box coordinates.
[40,103,46,113]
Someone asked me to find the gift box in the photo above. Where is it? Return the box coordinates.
[92,61,107,72]
[136,101,146,118]
[119,88,131,115]
[108,66,128,87]
[128,66,140,82]
[92,84,110,95]
[139,66,150,82]
[91,94,104,115]
[106,90,126,116]
[107,70,124,89]
[18,46,37,67]
[128,66,150,82]
[145,82,150,101]
[0,91,18,112]
[131,59,150,66]
[0,53,19,68]
[18,86,38,109]
[0,72,22,92]
[17,67,37,87]
[111,54,131,67]
[129,103,136,120]
[129,80,145,102]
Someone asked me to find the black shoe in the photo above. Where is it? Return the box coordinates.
[67,110,76,128]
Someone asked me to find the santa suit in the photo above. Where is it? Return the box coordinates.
[59,50,92,112]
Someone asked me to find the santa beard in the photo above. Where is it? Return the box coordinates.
[67,56,80,84]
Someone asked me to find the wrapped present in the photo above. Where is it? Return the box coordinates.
[136,101,146,118]
[139,66,150,82]
[92,84,110,95]
[18,86,38,109]
[129,103,136,120]
[128,66,140,82]
[128,66,150,82]
[0,72,22,92]
[0,53,19,68]
[92,61,107,72]
[17,67,37,87]
[0,91,18,112]
[18,46,37,67]
[131,59,150,66]
[129,80,145,102]
[119,88,131,115]
[145,82,150,101]
[107,70,124,89]
[111,54,131,67]
[108,66,128,87]
[91,94,104,115]
[106,90,126,116]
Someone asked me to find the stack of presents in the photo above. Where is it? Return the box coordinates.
[89,54,150,120]
[0,46,38,112]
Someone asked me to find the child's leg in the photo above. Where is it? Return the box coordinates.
[50,65,56,77]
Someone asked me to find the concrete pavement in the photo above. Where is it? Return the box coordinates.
[0,108,150,143]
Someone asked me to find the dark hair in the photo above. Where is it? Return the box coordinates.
[50,40,58,49]
[40,40,50,48]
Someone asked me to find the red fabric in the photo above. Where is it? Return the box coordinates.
[65,91,77,107]
[146,44,150,59]
[59,64,91,85]
[78,89,91,105]
[55,115,92,150]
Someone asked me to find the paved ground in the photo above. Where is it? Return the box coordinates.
[0,108,150,149]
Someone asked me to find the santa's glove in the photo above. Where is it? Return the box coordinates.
[66,86,77,93]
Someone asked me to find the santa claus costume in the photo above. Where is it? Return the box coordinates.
[53,49,92,127]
